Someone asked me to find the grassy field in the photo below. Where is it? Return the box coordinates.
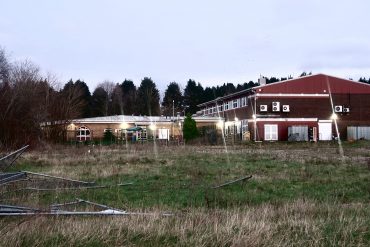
[0,142,369,246]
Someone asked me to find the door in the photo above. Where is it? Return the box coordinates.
[318,122,332,140]
[264,124,278,141]
[158,129,169,140]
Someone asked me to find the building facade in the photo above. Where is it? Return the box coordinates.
[197,74,370,141]
[65,115,223,142]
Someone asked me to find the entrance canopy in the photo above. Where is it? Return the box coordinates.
[125,126,143,132]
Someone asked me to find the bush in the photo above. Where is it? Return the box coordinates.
[183,114,199,142]
[102,129,115,145]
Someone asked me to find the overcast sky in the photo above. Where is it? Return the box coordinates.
[1,0,370,94]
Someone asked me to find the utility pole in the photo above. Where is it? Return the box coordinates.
[172,100,174,139]
[172,100,174,119]
[254,95,257,141]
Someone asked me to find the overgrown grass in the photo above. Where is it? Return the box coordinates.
[1,142,369,246]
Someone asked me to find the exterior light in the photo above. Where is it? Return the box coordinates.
[217,120,223,129]
[120,122,128,129]
[149,124,156,130]
[234,117,239,122]
[68,123,75,130]
[252,114,256,119]
[331,113,338,120]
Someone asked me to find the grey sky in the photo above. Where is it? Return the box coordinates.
[1,0,369,94]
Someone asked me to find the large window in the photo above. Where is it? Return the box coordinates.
[76,126,91,141]
[229,100,234,109]
[264,124,278,141]
[233,99,239,109]
[217,104,223,112]
[241,97,247,107]
[241,119,248,133]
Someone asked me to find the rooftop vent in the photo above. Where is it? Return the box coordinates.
[258,75,266,86]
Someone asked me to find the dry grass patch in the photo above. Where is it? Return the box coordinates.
[0,200,368,246]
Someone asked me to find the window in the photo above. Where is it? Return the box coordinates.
[229,100,234,109]
[217,105,223,112]
[233,99,239,109]
[241,97,247,107]
[137,128,147,140]
[104,128,112,133]
[209,107,213,114]
[158,128,169,140]
[241,119,248,133]
[264,124,278,141]
[76,126,91,141]
[224,102,229,111]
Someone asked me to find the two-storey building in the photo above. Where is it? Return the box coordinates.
[197,74,370,141]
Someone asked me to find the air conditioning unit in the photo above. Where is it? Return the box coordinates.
[343,107,350,113]
[282,105,290,112]
[334,105,343,112]
[260,105,268,112]
[272,102,280,112]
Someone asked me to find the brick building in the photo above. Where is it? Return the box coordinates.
[65,115,222,142]
[197,74,370,141]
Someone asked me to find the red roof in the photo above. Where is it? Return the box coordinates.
[256,74,370,94]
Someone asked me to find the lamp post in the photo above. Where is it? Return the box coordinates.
[253,114,257,142]
[234,117,239,142]
[172,100,174,140]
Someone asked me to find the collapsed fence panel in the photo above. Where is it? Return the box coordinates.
[0,145,29,171]
[23,171,95,185]
[0,172,27,185]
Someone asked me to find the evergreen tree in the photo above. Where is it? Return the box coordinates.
[162,82,183,116]
[203,87,215,102]
[266,77,280,84]
[111,84,123,115]
[183,79,204,115]
[74,79,91,117]
[183,114,199,141]
[102,129,115,144]
[120,79,137,115]
[136,77,160,116]
[91,87,108,117]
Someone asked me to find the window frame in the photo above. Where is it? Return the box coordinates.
[233,99,239,109]
[264,124,278,141]
[76,126,91,141]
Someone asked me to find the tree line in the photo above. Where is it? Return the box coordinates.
[0,47,259,148]
[1,46,370,149]
[58,78,261,119]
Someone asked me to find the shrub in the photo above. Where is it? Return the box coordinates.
[102,129,115,145]
[183,114,199,142]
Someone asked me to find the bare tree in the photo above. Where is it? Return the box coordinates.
[0,59,51,148]
[0,47,11,83]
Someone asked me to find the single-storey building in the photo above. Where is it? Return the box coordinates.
[197,74,370,141]
[65,115,223,142]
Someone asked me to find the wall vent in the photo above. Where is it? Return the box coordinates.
[272,102,280,112]
[343,107,350,113]
[282,105,290,112]
[260,105,268,112]
[334,105,343,112]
